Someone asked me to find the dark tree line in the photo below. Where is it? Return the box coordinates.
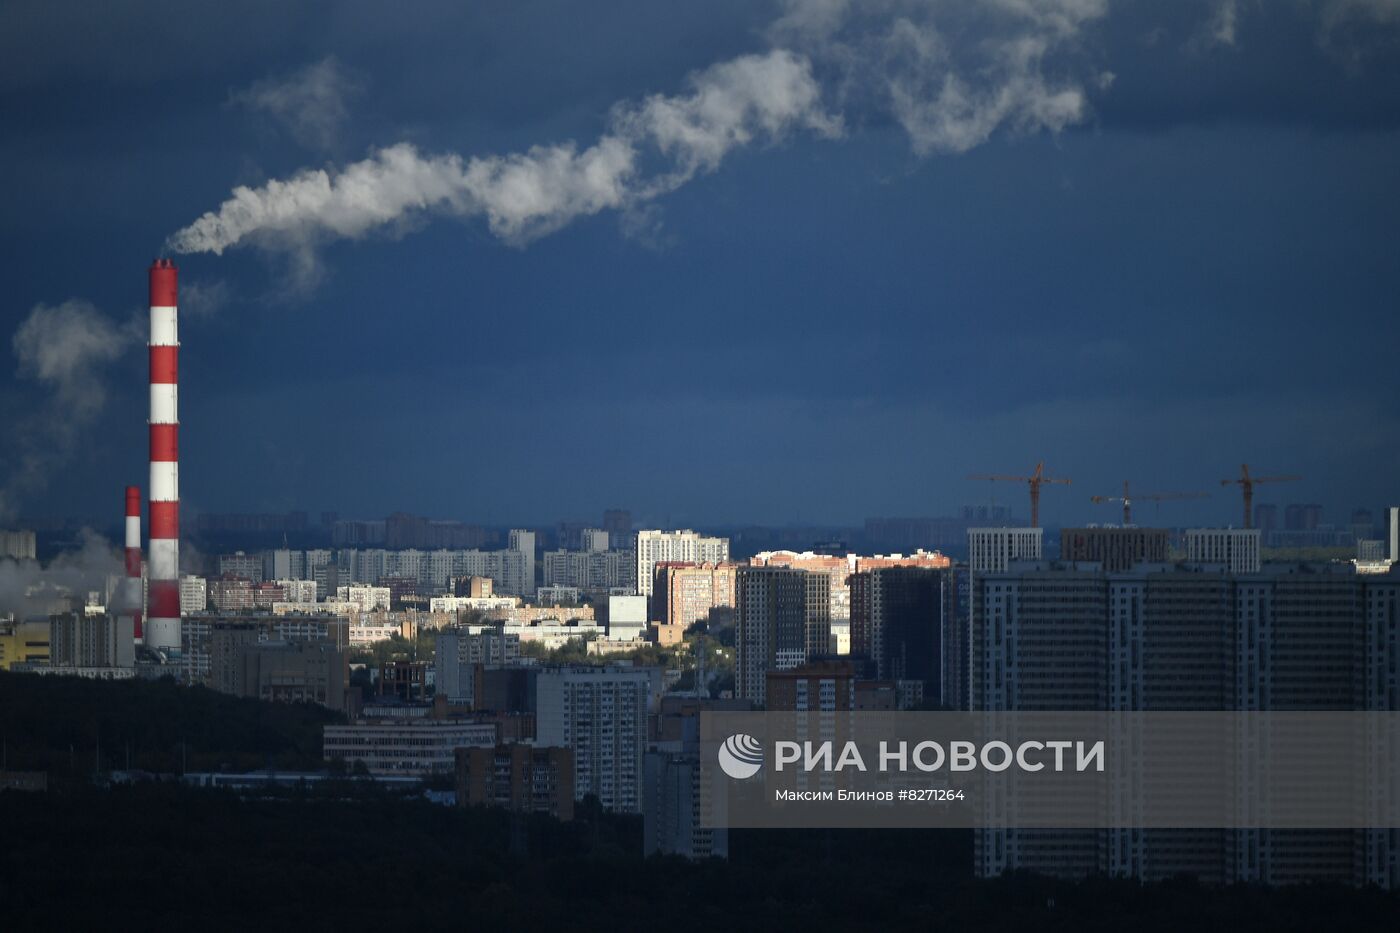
[0,671,337,778]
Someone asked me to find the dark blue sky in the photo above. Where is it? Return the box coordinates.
[3,0,1399,529]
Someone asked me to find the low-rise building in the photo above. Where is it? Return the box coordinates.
[230,639,348,711]
[0,620,51,670]
[323,720,497,775]
[535,585,581,605]
[603,594,648,641]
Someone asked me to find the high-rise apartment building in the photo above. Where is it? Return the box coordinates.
[967,528,1043,575]
[434,627,521,703]
[179,574,207,614]
[542,547,636,593]
[849,566,956,707]
[508,529,536,599]
[735,566,829,706]
[653,561,738,630]
[635,530,729,598]
[1060,527,1169,573]
[48,612,135,670]
[645,750,723,859]
[217,551,263,583]
[263,549,305,582]
[535,667,652,813]
[645,695,752,860]
[971,560,1400,887]
[208,576,255,613]
[962,528,1043,711]
[276,579,317,604]
[336,584,391,612]
[1185,528,1261,574]
[337,546,529,596]
[750,551,854,623]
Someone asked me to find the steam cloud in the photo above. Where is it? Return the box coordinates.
[167,2,1112,260]
[2,301,138,520]
[0,528,125,620]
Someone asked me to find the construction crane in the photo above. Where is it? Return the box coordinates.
[1090,480,1209,525]
[1220,464,1301,528]
[967,461,1071,528]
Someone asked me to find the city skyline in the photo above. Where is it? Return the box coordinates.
[6,3,1400,926]
[3,1,1399,526]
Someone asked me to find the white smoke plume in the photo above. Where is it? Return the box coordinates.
[168,50,838,257]
[0,528,124,620]
[771,0,1111,155]
[168,3,1112,259]
[2,300,138,520]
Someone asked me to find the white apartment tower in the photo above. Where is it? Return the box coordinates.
[536,667,652,813]
[964,527,1043,710]
[179,574,207,615]
[509,529,536,598]
[1185,528,1261,574]
[635,530,730,598]
[967,528,1043,574]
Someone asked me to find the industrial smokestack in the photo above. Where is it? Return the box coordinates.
[147,260,181,653]
[125,485,143,643]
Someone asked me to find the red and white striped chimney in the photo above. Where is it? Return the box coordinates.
[125,485,143,643]
[147,259,181,653]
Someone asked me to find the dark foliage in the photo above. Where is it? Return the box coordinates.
[1,785,1397,931]
[0,671,338,778]
[2,674,1397,930]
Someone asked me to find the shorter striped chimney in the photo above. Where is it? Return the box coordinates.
[124,486,143,642]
